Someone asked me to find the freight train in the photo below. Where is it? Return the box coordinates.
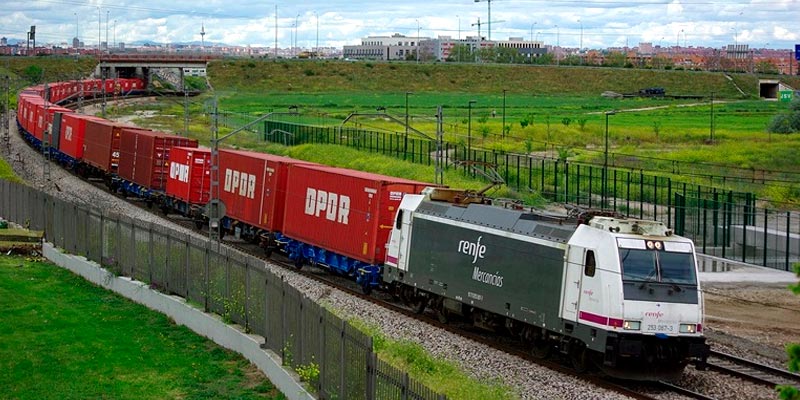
[15,77,709,381]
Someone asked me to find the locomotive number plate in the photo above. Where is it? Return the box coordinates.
[645,324,675,333]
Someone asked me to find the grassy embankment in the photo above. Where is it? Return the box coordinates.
[0,255,286,400]
[0,157,23,184]
[105,60,800,205]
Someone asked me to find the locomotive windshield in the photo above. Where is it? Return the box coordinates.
[618,240,697,285]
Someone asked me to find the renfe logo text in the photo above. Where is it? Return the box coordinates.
[304,188,350,224]
[458,236,486,264]
[224,169,256,199]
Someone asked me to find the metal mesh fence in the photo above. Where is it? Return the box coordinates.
[0,180,447,400]
[251,120,800,271]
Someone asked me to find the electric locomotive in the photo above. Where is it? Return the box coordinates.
[383,187,709,380]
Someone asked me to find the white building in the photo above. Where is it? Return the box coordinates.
[421,36,547,62]
[343,34,431,61]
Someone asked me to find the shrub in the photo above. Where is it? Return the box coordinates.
[767,99,800,134]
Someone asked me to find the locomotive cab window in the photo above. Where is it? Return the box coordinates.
[618,239,697,285]
[584,250,596,277]
[395,210,403,230]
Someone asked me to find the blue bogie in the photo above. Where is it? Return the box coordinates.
[275,232,383,291]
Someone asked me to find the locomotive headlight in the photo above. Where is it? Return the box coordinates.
[679,323,697,333]
[623,320,641,330]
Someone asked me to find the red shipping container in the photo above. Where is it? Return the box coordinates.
[117,129,198,191]
[282,165,433,265]
[32,103,72,141]
[129,78,145,91]
[16,94,31,133]
[18,94,43,135]
[166,147,211,205]
[82,80,102,97]
[58,113,106,161]
[218,149,314,232]
[83,119,143,173]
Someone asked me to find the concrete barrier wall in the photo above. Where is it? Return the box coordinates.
[42,242,315,400]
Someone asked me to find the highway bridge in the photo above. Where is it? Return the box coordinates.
[95,54,221,89]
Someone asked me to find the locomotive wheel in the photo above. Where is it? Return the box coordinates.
[436,308,449,324]
[389,282,403,302]
[570,343,589,373]
[410,296,427,314]
[531,337,551,359]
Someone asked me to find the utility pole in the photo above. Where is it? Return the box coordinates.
[405,91,412,160]
[100,69,107,118]
[468,100,476,159]
[502,88,506,138]
[416,19,420,64]
[435,106,444,185]
[183,69,189,136]
[42,81,51,187]
[2,75,9,149]
[209,97,221,240]
[709,92,715,143]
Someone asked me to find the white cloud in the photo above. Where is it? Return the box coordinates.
[0,0,798,49]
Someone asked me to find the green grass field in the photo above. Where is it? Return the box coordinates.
[0,157,23,184]
[0,256,285,400]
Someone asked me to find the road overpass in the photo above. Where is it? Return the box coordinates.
[95,54,221,88]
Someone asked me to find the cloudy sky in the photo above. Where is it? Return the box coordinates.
[2,0,799,50]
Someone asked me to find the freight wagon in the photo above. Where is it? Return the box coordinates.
[82,119,139,176]
[116,129,198,201]
[164,146,211,221]
[215,149,314,244]
[55,113,108,169]
[278,164,433,292]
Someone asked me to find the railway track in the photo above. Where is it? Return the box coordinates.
[153,209,719,400]
[80,166,725,400]
[707,349,800,388]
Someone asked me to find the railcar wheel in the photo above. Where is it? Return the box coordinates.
[361,284,372,295]
[294,257,304,270]
[194,219,205,230]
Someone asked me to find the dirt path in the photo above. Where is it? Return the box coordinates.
[703,282,800,365]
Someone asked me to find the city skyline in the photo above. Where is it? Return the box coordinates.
[1,0,799,51]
